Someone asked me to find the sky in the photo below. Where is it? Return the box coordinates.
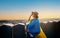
[0,0,60,20]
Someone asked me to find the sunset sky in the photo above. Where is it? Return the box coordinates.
[0,0,60,20]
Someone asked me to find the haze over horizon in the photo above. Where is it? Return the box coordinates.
[0,0,60,20]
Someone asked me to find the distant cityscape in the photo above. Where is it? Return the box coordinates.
[0,18,60,23]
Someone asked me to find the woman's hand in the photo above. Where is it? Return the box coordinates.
[25,29,29,32]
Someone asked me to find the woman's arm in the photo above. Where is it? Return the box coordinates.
[28,15,32,22]
[28,12,33,22]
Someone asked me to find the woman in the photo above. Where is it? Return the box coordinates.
[27,11,40,38]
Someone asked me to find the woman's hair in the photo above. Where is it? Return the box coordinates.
[36,15,38,18]
[32,11,39,18]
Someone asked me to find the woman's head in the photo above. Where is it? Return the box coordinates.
[32,11,39,18]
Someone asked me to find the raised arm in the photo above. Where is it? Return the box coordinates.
[28,12,33,22]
